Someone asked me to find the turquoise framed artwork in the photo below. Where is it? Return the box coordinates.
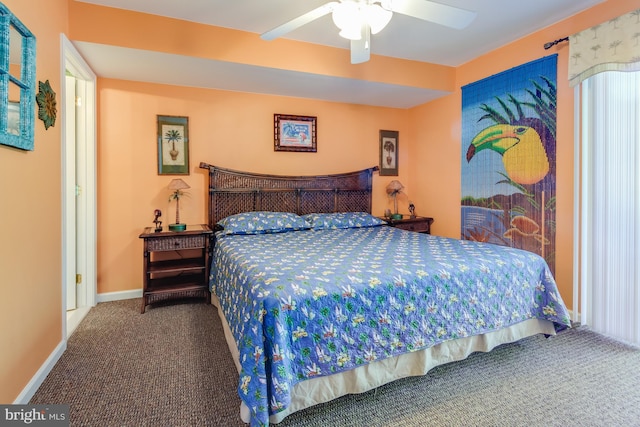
[0,3,36,151]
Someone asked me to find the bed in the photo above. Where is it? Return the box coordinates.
[199,163,571,426]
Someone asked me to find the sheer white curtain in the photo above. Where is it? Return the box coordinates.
[577,71,640,345]
[572,8,640,346]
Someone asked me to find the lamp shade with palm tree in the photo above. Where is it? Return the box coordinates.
[168,178,190,231]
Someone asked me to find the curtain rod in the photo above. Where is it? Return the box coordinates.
[544,37,569,50]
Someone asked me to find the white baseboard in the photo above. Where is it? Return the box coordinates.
[14,341,66,404]
[67,306,92,339]
[97,289,142,303]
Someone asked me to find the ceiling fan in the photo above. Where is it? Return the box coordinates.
[260,0,477,64]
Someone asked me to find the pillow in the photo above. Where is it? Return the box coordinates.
[302,212,385,230]
[217,211,310,235]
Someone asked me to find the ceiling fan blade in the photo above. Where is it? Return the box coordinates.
[350,24,371,64]
[261,2,338,40]
[390,0,476,30]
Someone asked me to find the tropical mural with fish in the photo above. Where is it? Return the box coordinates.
[461,55,557,274]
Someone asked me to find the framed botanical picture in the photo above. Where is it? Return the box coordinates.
[379,130,399,176]
[274,114,317,152]
[157,115,189,175]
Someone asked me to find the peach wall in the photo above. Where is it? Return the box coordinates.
[97,79,409,294]
[0,0,67,403]
[407,0,640,307]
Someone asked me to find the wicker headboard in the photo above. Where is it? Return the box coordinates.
[199,163,379,228]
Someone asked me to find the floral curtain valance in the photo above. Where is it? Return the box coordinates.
[569,9,640,87]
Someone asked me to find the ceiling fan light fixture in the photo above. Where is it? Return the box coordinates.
[332,1,362,40]
[338,27,363,40]
[332,1,392,40]
[365,3,392,34]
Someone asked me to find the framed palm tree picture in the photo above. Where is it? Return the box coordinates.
[379,130,398,176]
[157,115,189,175]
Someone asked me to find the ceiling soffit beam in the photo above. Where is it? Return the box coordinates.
[67,1,456,93]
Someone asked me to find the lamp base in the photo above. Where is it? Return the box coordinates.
[168,223,186,232]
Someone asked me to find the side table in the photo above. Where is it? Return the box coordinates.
[139,224,213,313]
[382,216,434,234]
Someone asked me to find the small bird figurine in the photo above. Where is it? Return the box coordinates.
[153,209,163,232]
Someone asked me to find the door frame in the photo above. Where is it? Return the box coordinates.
[61,34,97,338]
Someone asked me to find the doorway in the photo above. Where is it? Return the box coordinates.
[61,34,97,338]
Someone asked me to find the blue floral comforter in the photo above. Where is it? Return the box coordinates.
[210,226,571,426]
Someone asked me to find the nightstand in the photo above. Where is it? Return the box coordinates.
[383,216,434,234]
[139,224,213,313]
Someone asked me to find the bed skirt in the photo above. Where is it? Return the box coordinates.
[211,295,557,424]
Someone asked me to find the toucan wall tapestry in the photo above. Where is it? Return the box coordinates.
[461,55,557,274]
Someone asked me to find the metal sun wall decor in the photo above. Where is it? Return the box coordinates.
[36,80,57,130]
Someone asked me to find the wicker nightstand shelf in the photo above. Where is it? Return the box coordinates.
[139,224,213,313]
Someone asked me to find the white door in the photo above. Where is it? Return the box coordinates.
[62,34,97,338]
[65,74,77,311]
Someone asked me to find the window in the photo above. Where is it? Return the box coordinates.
[578,70,640,346]
[0,3,36,151]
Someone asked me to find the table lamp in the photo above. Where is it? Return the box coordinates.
[386,180,404,220]
[168,178,190,231]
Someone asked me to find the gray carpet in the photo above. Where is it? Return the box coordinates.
[31,298,640,426]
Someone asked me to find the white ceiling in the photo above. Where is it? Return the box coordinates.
[72,0,603,108]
